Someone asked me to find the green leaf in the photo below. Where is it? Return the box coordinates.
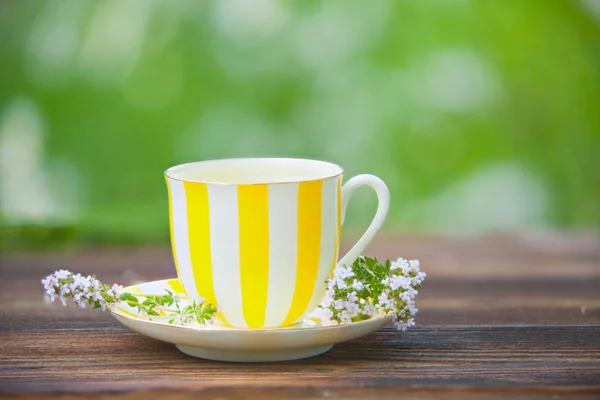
[119,293,138,303]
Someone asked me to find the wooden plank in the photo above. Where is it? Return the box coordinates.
[0,327,599,396]
[1,234,599,398]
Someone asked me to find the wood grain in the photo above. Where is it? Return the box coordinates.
[1,234,599,399]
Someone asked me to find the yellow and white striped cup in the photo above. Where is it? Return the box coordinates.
[165,158,389,328]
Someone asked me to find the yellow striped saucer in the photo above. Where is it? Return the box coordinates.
[108,279,391,362]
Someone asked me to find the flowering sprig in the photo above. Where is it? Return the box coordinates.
[41,270,218,325]
[42,270,122,310]
[42,256,424,330]
[311,256,426,330]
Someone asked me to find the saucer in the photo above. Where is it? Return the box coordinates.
[108,279,391,362]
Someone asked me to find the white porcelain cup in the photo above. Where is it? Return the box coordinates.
[164,158,389,328]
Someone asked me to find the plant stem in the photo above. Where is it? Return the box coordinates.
[124,300,172,312]
[362,265,375,276]
[126,293,189,299]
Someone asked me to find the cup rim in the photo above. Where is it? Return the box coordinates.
[164,157,344,185]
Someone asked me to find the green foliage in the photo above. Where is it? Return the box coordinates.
[120,290,218,323]
[2,0,599,250]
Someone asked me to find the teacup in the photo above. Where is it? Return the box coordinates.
[164,158,389,328]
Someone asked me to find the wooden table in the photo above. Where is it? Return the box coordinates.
[1,234,599,399]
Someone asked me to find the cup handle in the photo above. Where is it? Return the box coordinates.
[336,174,390,269]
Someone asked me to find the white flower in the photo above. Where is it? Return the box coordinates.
[55,270,70,280]
[344,301,359,314]
[41,277,53,291]
[333,267,345,279]
[378,291,389,304]
[351,279,363,291]
[320,296,332,308]
[334,299,346,310]
[387,278,398,291]
[362,303,376,317]
[413,271,426,285]
[391,258,408,271]
[409,304,418,315]
[339,310,351,323]
[72,274,83,286]
[92,291,103,301]
[320,307,334,320]
[311,306,335,326]
[393,258,411,275]
[396,318,415,331]
[400,291,413,303]
[334,266,354,280]
[347,291,358,303]
[111,284,123,298]
[170,312,193,325]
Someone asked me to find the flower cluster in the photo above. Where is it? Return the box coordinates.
[312,265,374,325]
[312,256,426,330]
[42,270,122,310]
[41,270,218,325]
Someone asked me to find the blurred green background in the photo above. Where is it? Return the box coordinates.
[1,0,599,251]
